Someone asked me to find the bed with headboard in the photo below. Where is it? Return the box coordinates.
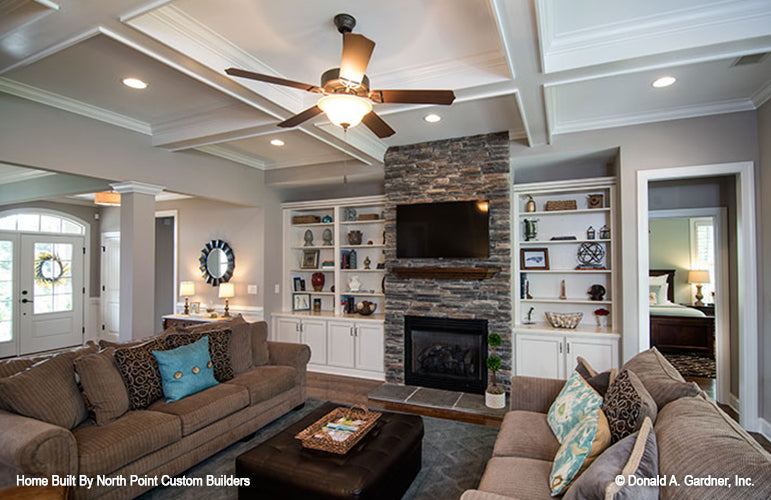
[649,269,715,356]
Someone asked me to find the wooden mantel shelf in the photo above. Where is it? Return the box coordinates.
[391,267,501,280]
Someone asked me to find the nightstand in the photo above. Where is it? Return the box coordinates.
[688,304,715,316]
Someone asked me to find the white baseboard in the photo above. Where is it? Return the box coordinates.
[760,418,771,442]
[728,393,741,415]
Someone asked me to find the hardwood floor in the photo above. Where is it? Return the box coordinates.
[307,372,503,427]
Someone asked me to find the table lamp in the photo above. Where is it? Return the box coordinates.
[180,281,195,314]
[219,282,235,317]
[688,270,710,306]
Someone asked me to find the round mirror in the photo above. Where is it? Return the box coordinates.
[199,239,235,286]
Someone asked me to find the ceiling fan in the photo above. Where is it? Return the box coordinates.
[225,13,455,138]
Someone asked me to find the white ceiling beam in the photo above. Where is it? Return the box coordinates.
[0,172,111,206]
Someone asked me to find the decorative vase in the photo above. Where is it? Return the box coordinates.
[347,230,363,245]
[311,272,325,292]
[485,389,506,409]
[348,275,361,292]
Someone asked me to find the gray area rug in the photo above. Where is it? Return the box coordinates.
[139,398,497,500]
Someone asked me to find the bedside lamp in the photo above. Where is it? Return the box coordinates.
[180,281,195,314]
[688,270,710,307]
[219,282,235,317]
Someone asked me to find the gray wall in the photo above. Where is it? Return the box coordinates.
[154,216,174,331]
[648,218,692,304]
[758,100,771,424]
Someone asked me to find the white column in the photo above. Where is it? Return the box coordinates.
[111,181,164,341]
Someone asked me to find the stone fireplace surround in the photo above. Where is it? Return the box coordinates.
[384,131,512,390]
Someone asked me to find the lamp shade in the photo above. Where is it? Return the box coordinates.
[179,281,195,297]
[317,94,372,130]
[218,282,235,299]
[688,270,710,284]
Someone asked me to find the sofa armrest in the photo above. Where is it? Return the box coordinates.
[460,490,516,500]
[509,376,565,413]
[268,341,311,385]
[0,410,77,487]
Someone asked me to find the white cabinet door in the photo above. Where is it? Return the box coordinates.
[276,317,301,344]
[327,321,355,368]
[516,333,565,379]
[355,322,383,372]
[566,336,619,373]
[301,319,327,365]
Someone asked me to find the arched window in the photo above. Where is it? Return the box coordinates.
[0,212,85,235]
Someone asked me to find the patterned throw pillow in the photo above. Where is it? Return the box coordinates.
[548,370,604,443]
[114,337,167,410]
[602,369,658,443]
[165,330,233,382]
[564,417,659,500]
[152,337,218,402]
[550,408,611,496]
[181,315,254,373]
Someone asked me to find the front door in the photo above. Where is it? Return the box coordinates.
[19,234,84,354]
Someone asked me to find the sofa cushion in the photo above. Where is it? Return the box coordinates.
[165,330,234,382]
[602,369,658,443]
[575,356,616,396]
[74,347,130,425]
[0,349,93,429]
[224,365,297,405]
[0,342,97,379]
[148,382,248,435]
[153,337,219,402]
[113,337,167,410]
[492,411,559,461]
[182,315,256,373]
[655,394,771,499]
[478,457,553,500]
[548,370,603,443]
[549,408,611,496]
[73,410,181,476]
[564,416,658,500]
[622,348,699,409]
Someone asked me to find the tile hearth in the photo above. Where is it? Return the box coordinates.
[368,383,508,419]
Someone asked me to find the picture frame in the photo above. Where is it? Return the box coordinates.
[301,249,320,269]
[293,277,305,291]
[520,248,550,270]
[293,293,311,311]
[189,301,200,314]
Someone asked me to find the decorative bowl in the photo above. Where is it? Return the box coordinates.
[545,312,583,329]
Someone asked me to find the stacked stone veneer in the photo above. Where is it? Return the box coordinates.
[384,131,512,388]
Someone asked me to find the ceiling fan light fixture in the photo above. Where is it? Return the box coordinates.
[652,76,676,88]
[424,113,441,123]
[317,94,372,131]
[122,77,148,89]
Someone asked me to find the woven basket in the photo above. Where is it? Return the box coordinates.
[292,215,321,224]
[357,213,381,221]
[545,200,577,211]
[545,312,583,329]
[295,405,381,454]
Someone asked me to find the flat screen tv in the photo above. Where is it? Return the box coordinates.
[396,200,489,258]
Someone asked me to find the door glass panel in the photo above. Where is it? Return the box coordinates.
[0,241,12,342]
[33,242,72,314]
[40,215,61,233]
[17,214,39,232]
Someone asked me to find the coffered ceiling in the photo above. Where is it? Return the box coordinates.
[0,0,769,186]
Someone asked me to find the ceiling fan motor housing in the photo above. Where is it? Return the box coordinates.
[321,68,370,96]
[334,13,356,34]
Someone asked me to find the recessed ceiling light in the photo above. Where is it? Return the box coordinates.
[122,77,147,90]
[424,113,441,123]
[652,76,676,88]
[270,139,285,147]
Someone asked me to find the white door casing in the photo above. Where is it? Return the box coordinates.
[0,232,19,358]
[100,233,120,342]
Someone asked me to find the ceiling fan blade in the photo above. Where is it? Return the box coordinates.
[339,33,375,84]
[369,89,455,105]
[277,105,324,128]
[362,111,396,138]
[225,68,321,93]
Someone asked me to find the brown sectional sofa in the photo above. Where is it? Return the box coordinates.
[462,348,771,500]
[0,319,310,500]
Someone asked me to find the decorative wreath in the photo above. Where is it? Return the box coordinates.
[35,252,69,288]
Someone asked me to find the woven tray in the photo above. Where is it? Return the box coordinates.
[545,200,577,211]
[358,213,381,221]
[292,215,321,224]
[295,405,381,455]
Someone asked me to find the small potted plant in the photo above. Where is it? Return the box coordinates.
[594,308,610,327]
[485,333,506,409]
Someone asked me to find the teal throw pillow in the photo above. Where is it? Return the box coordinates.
[548,370,604,443]
[550,408,611,496]
[152,336,218,402]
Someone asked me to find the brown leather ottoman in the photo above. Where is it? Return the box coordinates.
[236,402,423,500]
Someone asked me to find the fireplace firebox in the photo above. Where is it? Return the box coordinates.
[404,316,487,394]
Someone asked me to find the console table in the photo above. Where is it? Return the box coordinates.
[162,314,227,330]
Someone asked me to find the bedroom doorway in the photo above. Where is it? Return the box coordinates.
[636,161,758,431]
[648,208,729,405]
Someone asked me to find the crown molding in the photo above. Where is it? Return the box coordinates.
[111,181,165,195]
[195,144,267,170]
[0,77,151,134]
[751,79,771,108]
[552,98,756,136]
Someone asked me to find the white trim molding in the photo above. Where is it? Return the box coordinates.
[637,161,759,431]
[111,181,165,196]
